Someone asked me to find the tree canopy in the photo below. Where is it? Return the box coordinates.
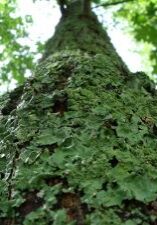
[115,0,157,75]
[0,0,34,84]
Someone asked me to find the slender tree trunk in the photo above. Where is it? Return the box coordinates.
[0,1,157,225]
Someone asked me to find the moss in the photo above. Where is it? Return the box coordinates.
[0,49,157,224]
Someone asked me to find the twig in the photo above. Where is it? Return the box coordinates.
[92,0,135,9]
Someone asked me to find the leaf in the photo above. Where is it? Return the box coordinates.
[25,15,33,23]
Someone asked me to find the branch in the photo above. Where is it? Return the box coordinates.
[92,0,135,9]
[57,0,67,15]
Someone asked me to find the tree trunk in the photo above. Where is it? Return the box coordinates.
[1,1,157,225]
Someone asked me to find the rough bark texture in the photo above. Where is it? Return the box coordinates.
[1,1,157,225]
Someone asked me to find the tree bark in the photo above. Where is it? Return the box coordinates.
[0,1,157,225]
[83,0,91,15]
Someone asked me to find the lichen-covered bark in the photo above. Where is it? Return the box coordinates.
[1,1,157,225]
[43,0,129,77]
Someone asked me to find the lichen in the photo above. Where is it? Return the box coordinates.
[0,49,157,224]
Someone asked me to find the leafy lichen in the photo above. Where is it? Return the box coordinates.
[0,49,157,224]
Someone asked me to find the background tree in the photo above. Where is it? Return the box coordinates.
[1,0,157,225]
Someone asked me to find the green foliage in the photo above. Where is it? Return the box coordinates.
[0,50,157,224]
[0,0,38,84]
[115,0,157,75]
